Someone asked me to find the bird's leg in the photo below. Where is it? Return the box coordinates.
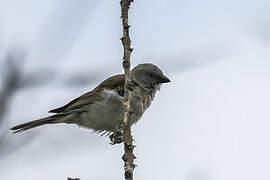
[110,124,124,145]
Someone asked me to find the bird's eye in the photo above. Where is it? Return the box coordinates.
[148,72,155,77]
[147,73,153,80]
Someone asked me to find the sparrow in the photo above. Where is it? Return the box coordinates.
[11,63,170,142]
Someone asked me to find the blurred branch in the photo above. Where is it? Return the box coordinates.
[0,51,24,125]
[17,70,57,88]
[0,50,25,148]
[18,70,99,89]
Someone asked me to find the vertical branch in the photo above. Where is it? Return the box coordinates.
[120,0,135,180]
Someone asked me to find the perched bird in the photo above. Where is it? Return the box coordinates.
[11,63,170,141]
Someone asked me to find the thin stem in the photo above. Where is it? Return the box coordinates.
[120,0,135,180]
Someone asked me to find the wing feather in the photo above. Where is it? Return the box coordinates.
[49,74,125,113]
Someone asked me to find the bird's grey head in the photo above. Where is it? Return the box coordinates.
[131,63,170,91]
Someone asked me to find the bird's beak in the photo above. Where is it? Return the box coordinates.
[159,75,171,83]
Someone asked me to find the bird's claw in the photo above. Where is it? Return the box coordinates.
[110,131,123,145]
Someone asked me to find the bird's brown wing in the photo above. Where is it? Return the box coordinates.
[49,74,125,113]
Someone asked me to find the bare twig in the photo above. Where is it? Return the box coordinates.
[120,0,135,180]
[0,49,25,149]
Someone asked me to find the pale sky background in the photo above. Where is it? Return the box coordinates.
[0,0,270,180]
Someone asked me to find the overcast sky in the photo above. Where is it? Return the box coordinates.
[0,0,270,180]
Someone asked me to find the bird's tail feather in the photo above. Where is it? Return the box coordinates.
[11,116,62,133]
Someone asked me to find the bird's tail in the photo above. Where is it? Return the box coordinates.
[11,115,63,133]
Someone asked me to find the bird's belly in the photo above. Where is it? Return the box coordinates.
[79,90,125,132]
[76,88,152,133]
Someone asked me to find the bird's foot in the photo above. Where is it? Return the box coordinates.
[110,131,123,145]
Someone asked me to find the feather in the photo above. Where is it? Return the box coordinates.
[49,74,125,113]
